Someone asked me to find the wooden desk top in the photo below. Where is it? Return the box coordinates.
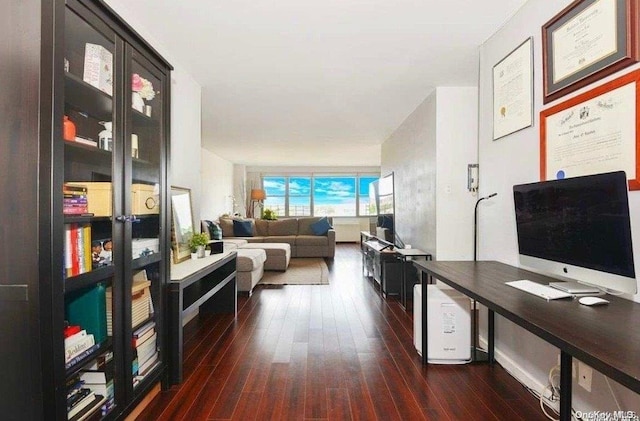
[413,260,640,394]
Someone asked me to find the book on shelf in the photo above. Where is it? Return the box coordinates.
[69,393,106,421]
[66,283,107,344]
[64,223,92,277]
[137,351,159,377]
[65,330,95,364]
[132,324,155,347]
[65,343,100,370]
[135,332,157,366]
[106,280,152,334]
[83,43,113,96]
[79,357,113,384]
[63,184,89,215]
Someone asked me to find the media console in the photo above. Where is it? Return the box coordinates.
[413,260,640,421]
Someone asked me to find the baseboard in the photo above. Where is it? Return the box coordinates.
[478,336,559,411]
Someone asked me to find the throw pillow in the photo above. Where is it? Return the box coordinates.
[204,220,222,240]
[310,217,332,236]
[233,219,254,237]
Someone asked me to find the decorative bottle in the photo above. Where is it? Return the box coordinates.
[63,116,76,141]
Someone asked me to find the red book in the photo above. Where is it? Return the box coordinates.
[70,224,79,276]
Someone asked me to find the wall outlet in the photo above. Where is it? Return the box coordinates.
[578,362,592,392]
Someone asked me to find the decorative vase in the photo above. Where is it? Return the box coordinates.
[196,245,206,258]
[132,91,145,112]
[191,252,198,260]
[63,116,76,141]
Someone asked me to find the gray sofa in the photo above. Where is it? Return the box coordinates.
[218,217,335,258]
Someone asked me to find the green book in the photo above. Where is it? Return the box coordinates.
[66,283,107,344]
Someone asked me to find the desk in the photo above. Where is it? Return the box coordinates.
[168,251,237,384]
[413,260,640,421]
[395,249,432,310]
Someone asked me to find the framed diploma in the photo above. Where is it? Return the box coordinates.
[542,0,639,104]
[493,38,534,140]
[540,69,640,189]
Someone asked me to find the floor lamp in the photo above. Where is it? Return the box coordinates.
[472,192,497,361]
[249,188,266,218]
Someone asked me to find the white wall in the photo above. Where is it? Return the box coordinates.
[382,87,477,259]
[200,148,235,221]
[435,87,478,260]
[478,0,640,412]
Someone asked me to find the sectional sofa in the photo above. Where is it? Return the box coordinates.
[218,216,335,258]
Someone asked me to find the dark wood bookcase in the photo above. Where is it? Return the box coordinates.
[0,0,171,419]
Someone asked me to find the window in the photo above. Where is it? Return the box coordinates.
[263,176,286,216]
[313,176,356,216]
[359,176,379,216]
[261,174,378,217]
[288,176,311,216]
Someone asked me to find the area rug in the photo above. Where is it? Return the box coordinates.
[258,258,329,285]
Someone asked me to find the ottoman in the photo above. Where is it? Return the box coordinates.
[239,243,291,271]
[235,248,266,295]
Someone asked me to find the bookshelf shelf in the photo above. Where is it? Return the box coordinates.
[64,266,115,293]
[64,72,113,121]
[132,253,161,270]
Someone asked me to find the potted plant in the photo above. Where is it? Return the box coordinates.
[188,232,209,259]
[262,208,277,220]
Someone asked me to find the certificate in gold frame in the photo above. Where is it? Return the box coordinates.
[542,0,639,104]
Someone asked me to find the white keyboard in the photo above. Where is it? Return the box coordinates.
[505,280,572,300]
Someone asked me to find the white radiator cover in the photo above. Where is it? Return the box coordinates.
[332,218,369,242]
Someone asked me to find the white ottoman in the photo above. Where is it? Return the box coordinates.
[235,248,266,295]
[239,243,291,271]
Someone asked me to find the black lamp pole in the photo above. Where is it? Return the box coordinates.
[474,192,497,261]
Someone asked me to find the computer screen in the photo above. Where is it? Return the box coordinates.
[513,171,636,294]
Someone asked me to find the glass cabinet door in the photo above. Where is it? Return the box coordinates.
[125,48,165,394]
[62,5,119,419]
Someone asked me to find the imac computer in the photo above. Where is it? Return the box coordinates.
[513,171,637,295]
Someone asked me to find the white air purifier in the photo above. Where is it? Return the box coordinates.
[414,284,471,364]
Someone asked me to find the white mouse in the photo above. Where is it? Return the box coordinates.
[578,296,609,306]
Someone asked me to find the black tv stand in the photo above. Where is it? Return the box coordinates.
[360,232,401,297]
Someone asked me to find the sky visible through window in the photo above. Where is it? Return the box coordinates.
[263,175,378,216]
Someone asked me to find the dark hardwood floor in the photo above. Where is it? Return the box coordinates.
[139,244,548,420]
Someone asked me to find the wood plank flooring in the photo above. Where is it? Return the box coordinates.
[138,244,548,420]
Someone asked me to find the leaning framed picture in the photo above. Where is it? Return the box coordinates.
[542,0,639,104]
[493,37,534,140]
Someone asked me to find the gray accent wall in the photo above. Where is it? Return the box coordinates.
[382,87,478,260]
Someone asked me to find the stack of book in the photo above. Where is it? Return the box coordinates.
[132,278,152,328]
[64,223,92,277]
[132,320,159,387]
[66,374,106,421]
[106,274,152,336]
[64,327,99,370]
[79,351,115,416]
[63,184,89,215]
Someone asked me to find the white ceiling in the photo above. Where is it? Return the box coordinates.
[113,0,527,166]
